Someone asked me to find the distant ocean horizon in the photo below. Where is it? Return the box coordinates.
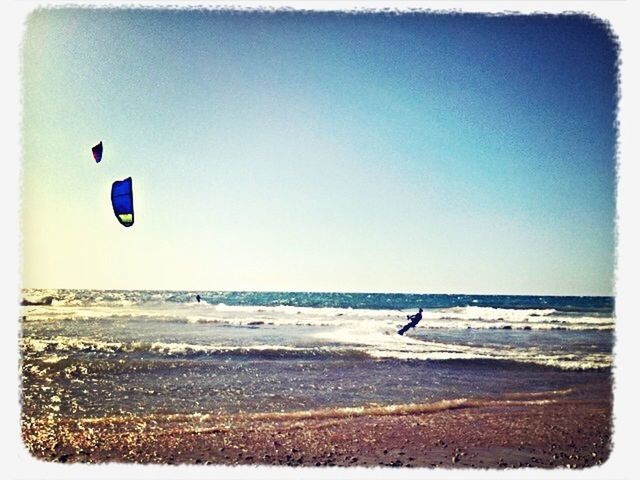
[20,288,614,311]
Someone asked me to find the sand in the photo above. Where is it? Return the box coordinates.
[22,392,611,469]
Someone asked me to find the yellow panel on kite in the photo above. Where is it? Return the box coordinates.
[118,214,134,227]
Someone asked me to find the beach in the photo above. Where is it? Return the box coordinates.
[23,387,611,468]
[20,289,614,468]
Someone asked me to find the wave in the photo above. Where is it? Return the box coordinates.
[312,323,612,370]
[20,296,55,306]
[20,300,614,331]
[20,333,612,371]
[246,395,571,422]
[78,389,575,425]
[20,336,367,360]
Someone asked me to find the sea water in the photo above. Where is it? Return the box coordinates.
[20,289,613,420]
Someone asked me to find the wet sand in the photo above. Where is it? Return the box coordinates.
[22,392,611,469]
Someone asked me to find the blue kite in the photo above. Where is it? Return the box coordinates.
[111,177,134,227]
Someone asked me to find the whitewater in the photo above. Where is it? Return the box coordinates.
[20,289,614,419]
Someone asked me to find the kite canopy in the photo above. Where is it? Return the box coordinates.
[92,141,103,163]
[111,177,134,227]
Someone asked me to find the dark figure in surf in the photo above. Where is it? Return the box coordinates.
[398,308,423,335]
[196,294,201,303]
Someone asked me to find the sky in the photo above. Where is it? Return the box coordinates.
[20,9,618,296]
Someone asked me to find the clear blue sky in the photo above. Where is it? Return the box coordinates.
[21,9,618,295]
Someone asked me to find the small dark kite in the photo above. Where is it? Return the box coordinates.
[92,141,103,163]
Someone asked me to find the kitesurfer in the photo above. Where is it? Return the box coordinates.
[398,308,423,335]
[196,294,201,303]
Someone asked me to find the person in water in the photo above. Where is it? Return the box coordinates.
[196,294,201,303]
[398,308,423,335]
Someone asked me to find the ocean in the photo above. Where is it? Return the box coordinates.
[20,289,614,422]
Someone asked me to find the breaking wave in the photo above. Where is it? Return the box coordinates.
[78,389,575,425]
[20,333,611,371]
[21,300,613,331]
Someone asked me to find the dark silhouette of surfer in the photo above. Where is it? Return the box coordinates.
[196,294,201,303]
[398,308,423,335]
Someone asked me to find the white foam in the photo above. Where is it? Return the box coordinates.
[312,321,612,370]
[20,301,613,331]
[19,290,614,371]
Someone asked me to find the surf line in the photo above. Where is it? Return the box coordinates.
[77,390,573,428]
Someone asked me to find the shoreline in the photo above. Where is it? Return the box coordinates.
[23,392,611,469]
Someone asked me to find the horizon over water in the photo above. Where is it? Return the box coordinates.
[19,286,615,297]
